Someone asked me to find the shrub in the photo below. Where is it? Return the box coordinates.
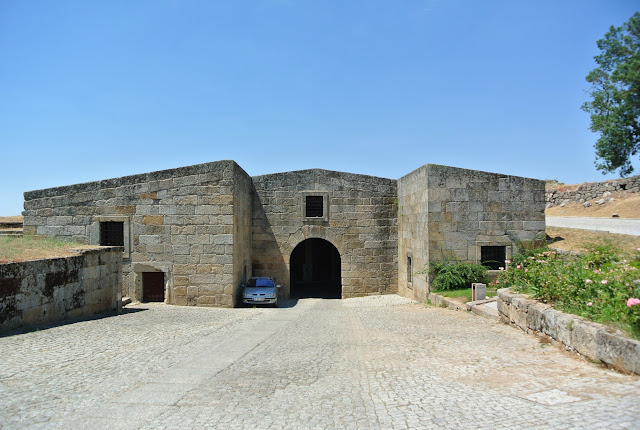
[498,245,640,339]
[428,261,489,291]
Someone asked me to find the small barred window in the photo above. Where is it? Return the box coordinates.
[100,221,124,247]
[305,196,324,218]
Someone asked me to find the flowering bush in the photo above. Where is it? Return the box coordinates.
[498,244,640,339]
[427,261,489,291]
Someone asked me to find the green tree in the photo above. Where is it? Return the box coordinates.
[582,12,640,177]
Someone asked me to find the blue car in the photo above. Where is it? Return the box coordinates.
[242,277,280,307]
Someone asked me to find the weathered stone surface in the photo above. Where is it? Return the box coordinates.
[398,166,545,302]
[498,289,640,375]
[596,330,640,375]
[0,248,121,332]
[251,169,398,299]
[22,160,544,308]
[546,174,640,207]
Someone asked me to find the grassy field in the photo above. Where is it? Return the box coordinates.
[0,235,98,263]
[432,286,498,302]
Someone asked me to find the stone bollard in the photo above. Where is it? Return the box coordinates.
[472,283,486,301]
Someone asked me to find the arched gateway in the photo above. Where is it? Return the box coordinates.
[290,238,341,298]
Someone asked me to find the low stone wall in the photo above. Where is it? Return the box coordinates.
[0,247,122,332]
[498,288,640,375]
[546,175,640,207]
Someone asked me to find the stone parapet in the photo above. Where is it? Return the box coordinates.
[546,175,640,207]
[0,247,122,332]
[498,288,640,375]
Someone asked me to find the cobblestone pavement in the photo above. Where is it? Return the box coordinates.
[1,295,639,429]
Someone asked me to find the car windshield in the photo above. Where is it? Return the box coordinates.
[247,278,275,288]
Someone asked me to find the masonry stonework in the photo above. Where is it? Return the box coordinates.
[398,165,546,302]
[23,160,250,308]
[0,247,121,332]
[251,169,397,298]
[546,174,640,207]
[22,160,546,307]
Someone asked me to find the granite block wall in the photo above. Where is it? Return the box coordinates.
[546,175,640,207]
[23,160,250,307]
[22,159,545,308]
[0,247,121,332]
[251,169,398,298]
[398,164,546,302]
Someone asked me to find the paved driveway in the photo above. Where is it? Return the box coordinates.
[1,296,639,429]
[546,216,640,236]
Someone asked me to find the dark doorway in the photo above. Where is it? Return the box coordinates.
[290,239,341,298]
[143,272,165,302]
[480,246,506,270]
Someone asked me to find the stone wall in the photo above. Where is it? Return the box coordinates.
[23,160,249,307]
[398,165,546,302]
[397,165,429,301]
[232,163,253,304]
[251,169,398,298]
[546,175,640,207]
[0,247,121,332]
[498,288,640,375]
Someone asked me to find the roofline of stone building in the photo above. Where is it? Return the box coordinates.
[23,160,544,202]
[251,168,395,183]
[23,160,239,200]
[399,163,544,183]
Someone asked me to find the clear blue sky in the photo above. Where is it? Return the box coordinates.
[1,1,638,216]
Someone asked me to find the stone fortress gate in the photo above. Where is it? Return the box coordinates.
[22,160,546,307]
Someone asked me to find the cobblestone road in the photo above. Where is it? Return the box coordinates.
[1,295,639,429]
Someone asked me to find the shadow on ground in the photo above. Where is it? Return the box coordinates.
[0,308,147,338]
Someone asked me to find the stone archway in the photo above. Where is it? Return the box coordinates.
[289,238,341,298]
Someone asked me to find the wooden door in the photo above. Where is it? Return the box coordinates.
[143,272,165,302]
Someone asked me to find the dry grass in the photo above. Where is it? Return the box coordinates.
[0,215,24,224]
[0,236,101,263]
[546,194,640,219]
[546,226,640,253]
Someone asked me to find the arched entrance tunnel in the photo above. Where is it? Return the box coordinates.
[290,238,341,298]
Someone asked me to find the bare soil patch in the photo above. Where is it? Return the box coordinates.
[546,226,640,253]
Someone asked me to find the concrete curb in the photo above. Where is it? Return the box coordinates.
[427,293,499,320]
[497,288,640,375]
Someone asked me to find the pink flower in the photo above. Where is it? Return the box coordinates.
[505,259,511,264]
[594,270,599,274]
[627,298,640,307]
[601,279,608,285]
[587,302,593,307]
[585,279,593,284]
[516,265,521,269]
[524,268,528,273]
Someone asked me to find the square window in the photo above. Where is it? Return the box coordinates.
[481,246,506,270]
[305,196,324,218]
[100,221,124,247]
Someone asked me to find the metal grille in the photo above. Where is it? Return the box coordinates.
[305,196,324,217]
[100,221,124,246]
[481,246,506,270]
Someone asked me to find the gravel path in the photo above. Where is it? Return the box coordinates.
[1,295,639,429]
